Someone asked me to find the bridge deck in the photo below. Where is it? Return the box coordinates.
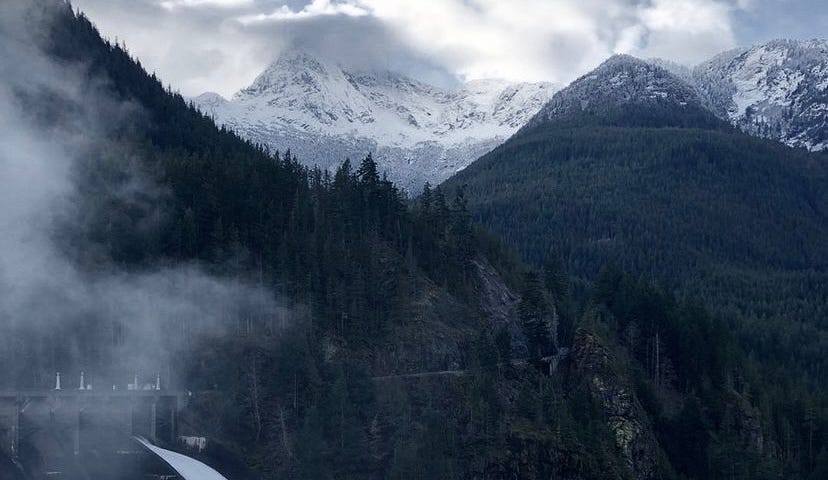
[0,390,190,401]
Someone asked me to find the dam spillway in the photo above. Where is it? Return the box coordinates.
[136,436,230,480]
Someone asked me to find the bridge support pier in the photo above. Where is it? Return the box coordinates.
[10,403,19,460]
[128,400,134,436]
[0,402,20,460]
[169,399,177,443]
[73,408,81,456]
[150,401,157,443]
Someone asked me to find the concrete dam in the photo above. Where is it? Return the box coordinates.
[0,374,233,480]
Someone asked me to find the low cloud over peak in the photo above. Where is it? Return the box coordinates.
[71,0,824,97]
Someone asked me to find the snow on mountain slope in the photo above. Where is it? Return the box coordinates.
[193,51,557,192]
[692,39,827,151]
[523,54,710,131]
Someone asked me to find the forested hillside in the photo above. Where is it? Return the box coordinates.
[443,56,828,478]
[1,2,826,480]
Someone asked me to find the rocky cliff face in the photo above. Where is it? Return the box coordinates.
[472,258,530,357]
[727,389,765,453]
[571,328,658,480]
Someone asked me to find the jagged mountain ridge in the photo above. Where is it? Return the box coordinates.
[524,40,827,151]
[193,41,825,194]
[193,51,557,192]
[692,39,828,151]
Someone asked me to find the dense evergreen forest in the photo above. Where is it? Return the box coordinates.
[445,123,828,381]
[0,2,826,479]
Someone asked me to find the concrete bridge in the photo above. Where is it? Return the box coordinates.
[0,380,190,461]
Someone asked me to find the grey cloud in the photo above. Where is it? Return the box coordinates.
[68,0,825,98]
[244,13,460,87]
[71,0,272,95]
[72,0,459,94]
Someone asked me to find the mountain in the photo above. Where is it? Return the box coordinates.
[691,39,828,151]
[444,52,827,391]
[193,51,557,192]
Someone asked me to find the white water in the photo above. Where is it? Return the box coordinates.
[135,436,229,480]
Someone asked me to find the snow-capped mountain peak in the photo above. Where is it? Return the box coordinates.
[524,54,707,130]
[192,92,227,114]
[193,50,558,191]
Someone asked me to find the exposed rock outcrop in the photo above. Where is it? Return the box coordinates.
[571,329,658,480]
[727,389,765,453]
[473,258,528,356]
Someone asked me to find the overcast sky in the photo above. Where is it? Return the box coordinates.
[71,0,827,97]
